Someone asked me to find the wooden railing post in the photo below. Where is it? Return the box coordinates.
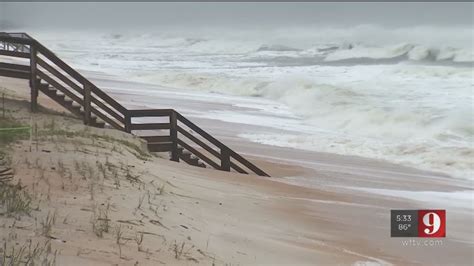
[83,83,91,125]
[29,43,38,112]
[124,111,131,133]
[221,147,231,172]
[170,111,179,162]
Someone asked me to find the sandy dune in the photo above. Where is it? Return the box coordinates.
[0,77,472,265]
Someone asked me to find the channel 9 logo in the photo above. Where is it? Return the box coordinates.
[391,210,446,237]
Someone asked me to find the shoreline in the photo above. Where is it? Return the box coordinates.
[81,68,472,181]
[1,75,473,265]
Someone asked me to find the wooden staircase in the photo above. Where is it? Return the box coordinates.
[0,32,269,176]
[37,81,106,128]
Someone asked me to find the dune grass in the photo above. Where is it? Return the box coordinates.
[0,117,29,145]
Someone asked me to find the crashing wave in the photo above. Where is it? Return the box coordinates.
[257,44,301,52]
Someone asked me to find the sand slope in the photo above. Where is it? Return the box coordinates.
[0,77,472,265]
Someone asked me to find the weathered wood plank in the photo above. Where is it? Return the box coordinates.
[124,111,131,133]
[30,45,38,112]
[0,62,30,72]
[128,109,174,117]
[0,68,29,79]
[221,147,231,171]
[84,84,91,125]
[131,123,170,131]
[0,50,30,58]
[0,36,34,45]
[170,111,179,162]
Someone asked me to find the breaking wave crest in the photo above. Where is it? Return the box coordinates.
[136,67,473,179]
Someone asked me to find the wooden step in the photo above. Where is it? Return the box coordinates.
[179,152,204,167]
[177,148,205,167]
[63,99,73,106]
[39,82,49,91]
[71,103,81,111]
[56,93,66,100]
[79,109,98,121]
[90,120,105,128]
[147,142,173,152]
[140,135,171,143]
[38,84,62,99]
[188,155,201,165]
[180,151,192,160]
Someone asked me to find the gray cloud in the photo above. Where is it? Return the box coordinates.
[2,2,472,30]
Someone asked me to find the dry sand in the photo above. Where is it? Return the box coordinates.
[0,77,472,265]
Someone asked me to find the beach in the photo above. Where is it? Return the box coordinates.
[1,75,472,265]
[1,2,473,264]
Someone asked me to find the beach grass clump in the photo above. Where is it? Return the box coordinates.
[0,239,57,265]
[0,117,29,145]
[0,181,32,217]
[41,211,57,237]
[39,128,151,160]
[91,203,111,238]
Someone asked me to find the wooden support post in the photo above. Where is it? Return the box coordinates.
[221,147,231,172]
[170,111,179,162]
[29,44,38,112]
[124,111,132,133]
[84,83,91,125]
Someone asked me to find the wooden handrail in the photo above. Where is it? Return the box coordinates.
[177,125,220,158]
[37,57,84,95]
[128,109,174,117]
[34,40,128,116]
[0,62,30,72]
[131,123,171,131]
[0,35,34,45]
[174,111,269,175]
[177,139,221,170]
[36,70,84,105]
[175,111,224,149]
[0,32,270,177]
[90,85,127,115]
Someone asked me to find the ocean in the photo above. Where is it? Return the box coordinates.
[27,25,473,179]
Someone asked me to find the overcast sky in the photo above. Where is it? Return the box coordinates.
[1,2,472,30]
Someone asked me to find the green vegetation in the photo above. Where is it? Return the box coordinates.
[0,181,32,217]
[0,117,29,145]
